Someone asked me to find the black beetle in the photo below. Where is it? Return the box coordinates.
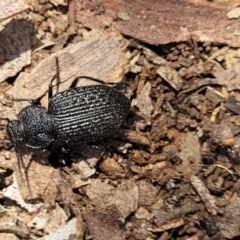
[7,83,130,151]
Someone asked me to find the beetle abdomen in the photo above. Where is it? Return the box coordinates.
[49,85,130,145]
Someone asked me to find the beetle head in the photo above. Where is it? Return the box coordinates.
[7,120,24,146]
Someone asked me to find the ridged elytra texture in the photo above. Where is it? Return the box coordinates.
[49,85,130,146]
[7,85,130,149]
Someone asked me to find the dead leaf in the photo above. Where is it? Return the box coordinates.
[18,32,129,100]
[0,0,28,21]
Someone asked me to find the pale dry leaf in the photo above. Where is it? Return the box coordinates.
[212,62,240,91]
[44,218,84,240]
[135,207,153,221]
[0,0,28,21]
[227,7,240,19]
[86,179,138,218]
[86,179,115,206]
[178,132,201,176]
[109,180,138,218]
[28,204,68,234]
[2,175,44,213]
[132,81,153,123]
[11,151,57,202]
[20,32,129,100]
[73,161,96,180]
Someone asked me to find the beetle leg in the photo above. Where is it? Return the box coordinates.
[48,57,61,100]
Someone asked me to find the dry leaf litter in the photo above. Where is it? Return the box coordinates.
[0,1,240,240]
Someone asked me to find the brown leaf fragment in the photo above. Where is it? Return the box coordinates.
[85,179,115,206]
[11,152,57,203]
[72,161,96,180]
[82,205,124,240]
[99,157,126,178]
[51,169,81,217]
[212,62,240,91]
[162,144,178,160]
[152,203,198,227]
[22,32,129,100]
[135,207,153,221]
[0,0,28,21]
[129,150,149,165]
[132,81,153,123]
[123,130,150,146]
[157,66,183,91]
[86,179,138,218]
[205,87,225,105]
[13,72,31,113]
[150,218,184,233]
[138,180,159,206]
[0,205,17,227]
[2,175,44,213]
[210,123,235,147]
[219,198,240,239]
[190,175,218,215]
[112,180,138,218]
[177,132,201,177]
[141,47,167,65]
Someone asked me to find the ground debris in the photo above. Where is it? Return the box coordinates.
[43,217,84,240]
[99,157,126,178]
[218,197,240,239]
[157,66,183,91]
[152,203,198,228]
[76,0,240,47]
[2,1,240,239]
[85,179,138,219]
[2,175,44,213]
[82,205,124,240]
[177,132,202,177]
[190,175,218,215]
